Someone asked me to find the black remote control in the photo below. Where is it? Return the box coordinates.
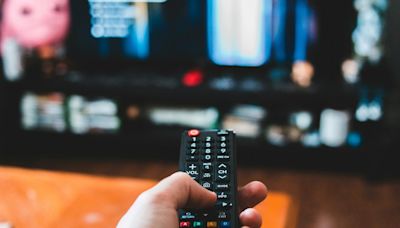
[178,129,238,228]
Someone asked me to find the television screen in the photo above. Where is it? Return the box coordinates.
[67,0,207,66]
[67,0,319,68]
[1,0,374,82]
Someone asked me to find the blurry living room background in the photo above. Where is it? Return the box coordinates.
[1,0,399,177]
[1,0,400,227]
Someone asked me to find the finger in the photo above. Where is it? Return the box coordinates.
[147,171,217,209]
[238,181,268,211]
[240,208,263,228]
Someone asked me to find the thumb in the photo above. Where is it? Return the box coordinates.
[148,171,217,209]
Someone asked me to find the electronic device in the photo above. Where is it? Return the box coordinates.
[1,0,364,84]
[66,0,320,70]
[179,129,238,228]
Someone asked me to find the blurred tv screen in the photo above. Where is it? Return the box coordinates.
[67,0,323,67]
[1,0,379,79]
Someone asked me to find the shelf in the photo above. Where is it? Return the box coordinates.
[3,73,359,109]
[1,72,388,176]
[3,128,368,171]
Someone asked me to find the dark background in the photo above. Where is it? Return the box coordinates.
[0,0,399,178]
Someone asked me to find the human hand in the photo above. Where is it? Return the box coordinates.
[117,172,267,228]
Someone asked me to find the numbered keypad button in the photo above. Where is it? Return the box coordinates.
[204,136,213,142]
[204,142,213,148]
[189,142,197,148]
[202,154,213,162]
[219,136,228,142]
[203,148,212,154]
[219,142,227,148]
[218,147,228,154]
[187,148,198,155]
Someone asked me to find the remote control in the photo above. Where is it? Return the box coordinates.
[178,129,238,228]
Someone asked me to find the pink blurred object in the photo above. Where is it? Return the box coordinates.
[1,0,70,49]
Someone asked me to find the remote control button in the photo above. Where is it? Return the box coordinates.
[206,221,217,228]
[217,211,231,220]
[215,183,229,191]
[204,136,213,142]
[202,154,213,162]
[200,181,213,190]
[187,163,198,170]
[186,155,199,162]
[186,163,199,180]
[217,148,228,154]
[217,130,229,135]
[193,221,204,227]
[187,148,199,155]
[188,136,198,143]
[203,148,212,154]
[188,129,200,137]
[204,142,213,148]
[219,221,231,228]
[216,201,232,209]
[202,172,212,180]
[201,211,212,219]
[218,142,227,148]
[180,211,196,220]
[219,136,228,142]
[217,155,230,161]
[189,142,197,148]
[180,221,191,228]
[216,163,229,182]
[202,163,213,172]
[217,192,230,200]
[216,174,229,182]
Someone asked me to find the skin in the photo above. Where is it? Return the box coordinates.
[1,0,70,49]
[117,172,268,228]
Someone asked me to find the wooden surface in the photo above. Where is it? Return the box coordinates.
[0,165,296,228]
[14,157,400,228]
[0,166,156,228]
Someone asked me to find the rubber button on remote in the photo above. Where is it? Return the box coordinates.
[186,163,199,180]
[193,221,204,227]
[220,221,231,228]
[180,221,191,227]
[217,211,231,219]
[201,181,213,190]
[202,154,212,162]
[216,163,229,182]
[202,163,213,172]
[217,192,230,200]
[188,129,200,137]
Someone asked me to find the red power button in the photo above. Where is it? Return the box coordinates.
[188,129,200,137]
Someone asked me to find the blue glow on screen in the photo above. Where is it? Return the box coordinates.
[207,0,273,67]
[294,0,309,61]
[124,8,149,59]
[88,0,150,59]
[273,0,287,62]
